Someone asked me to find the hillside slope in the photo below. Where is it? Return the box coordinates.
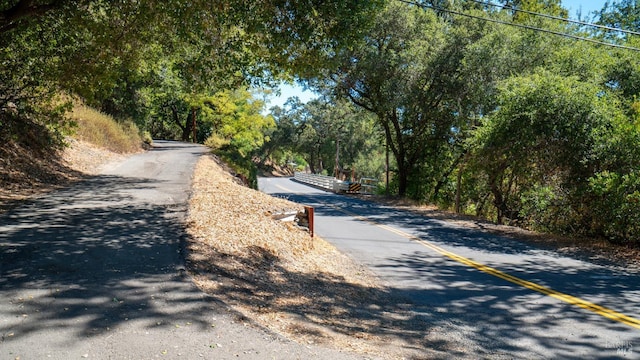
[0,105,142,213]
[0,138,124,212]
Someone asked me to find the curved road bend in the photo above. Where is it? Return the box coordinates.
[259,176,640,359]
[0,141,366,360]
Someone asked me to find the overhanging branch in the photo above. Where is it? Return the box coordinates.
[0,0,62,34]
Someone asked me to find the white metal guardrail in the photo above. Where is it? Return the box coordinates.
[294,172,336,191]
[294,172,377,194]
[360,177,378,195]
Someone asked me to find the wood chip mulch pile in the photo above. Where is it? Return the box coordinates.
[185,154,444,359]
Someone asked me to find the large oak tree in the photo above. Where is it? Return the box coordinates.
[0,0,383,140]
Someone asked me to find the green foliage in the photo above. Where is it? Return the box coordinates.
[217,149,258,189]
[193,89,276,189]
[351,131,388,181]
[141,131,153,146]
[597,0,640,41]
[329,2,444,196]
[517,184,563,232]
[202,89,275,155]
[328,2,523,199]
[469,69,615,224]
[588,170,640,243]
[508,0,568,23]
[263,97,382,178]
[583,105,640,242]
[1,0,383,159]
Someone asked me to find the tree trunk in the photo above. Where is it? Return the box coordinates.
[308,153,317,174]
[455,164,462,214]
[191,107,197,143]
[433,150,467,202]
[170,104,191,142]
[385,140,390,196]
[381,111,408,196]
[396,161,409,197]
[181,108,195,142]
[491,181,504,224]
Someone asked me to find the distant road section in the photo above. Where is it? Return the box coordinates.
[259,176,640,359]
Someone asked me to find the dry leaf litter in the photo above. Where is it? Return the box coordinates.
[185,154,441,359]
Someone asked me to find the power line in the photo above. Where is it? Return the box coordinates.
[468,0,640,37]
[396,0,640,52]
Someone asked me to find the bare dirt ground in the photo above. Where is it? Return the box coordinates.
[0,138,125,214]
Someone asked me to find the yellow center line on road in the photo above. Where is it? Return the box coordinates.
[332,205,640,330]
[275,184,295,193]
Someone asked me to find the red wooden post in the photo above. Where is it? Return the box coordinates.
[304,206,314,238]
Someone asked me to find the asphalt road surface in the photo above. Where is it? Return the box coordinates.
[0,141,365,360]
[259,176,640,359]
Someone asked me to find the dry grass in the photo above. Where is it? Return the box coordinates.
[0,139,79,209]
[70,104,143,154]
[185,154,445,359]
[0,138,129,213]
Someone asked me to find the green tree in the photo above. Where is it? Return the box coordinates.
[260,98,304,166]
[328,2,445,196]
[0,0,383,145]
[587,109,640,243]
[327,2,521,199]
[203,89,275,156]
[597,0,640,41]
[501,0,568,22]
[264,97,381,178]
[470,70,616,225]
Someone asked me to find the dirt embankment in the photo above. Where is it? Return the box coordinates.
[0,138,125,213]
[185,154,441,359]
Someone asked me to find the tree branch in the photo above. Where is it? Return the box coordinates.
[0,0,62,34]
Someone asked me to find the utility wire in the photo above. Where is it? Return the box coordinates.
[396,0,640,52]
[468,0,640,37]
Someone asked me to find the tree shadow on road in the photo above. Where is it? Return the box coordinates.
[187,235,640,359]
[230,189,640,359]
[0,175,238,346]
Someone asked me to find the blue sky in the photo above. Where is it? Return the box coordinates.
[266,1,610,111]
[561,0,607,18]
[265,83,317,111]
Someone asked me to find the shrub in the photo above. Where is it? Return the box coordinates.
[216,148,258,189]
[588,170,640,244]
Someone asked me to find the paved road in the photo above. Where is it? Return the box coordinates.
[0,141,365,360]
[259,177,640,359]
